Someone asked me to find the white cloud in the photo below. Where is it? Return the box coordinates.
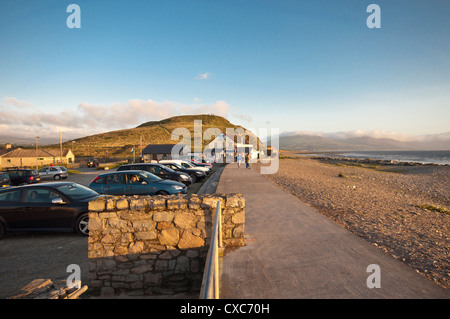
[194,72,210,80]
[0,97,233,141]
[232,113,252,122]
[3,97,35,109]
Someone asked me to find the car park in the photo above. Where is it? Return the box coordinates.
[38,166,69,180]
[0,182,101,237]
[159,162,206,183]
[88,170,187,196]
[0,172,10,188]
[116,163,192,185]
[5,168,41,186]
[160,160,211,175]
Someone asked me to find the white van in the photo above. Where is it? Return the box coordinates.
[159,160,211,174]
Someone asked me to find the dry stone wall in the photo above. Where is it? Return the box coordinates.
[88,193,245,297]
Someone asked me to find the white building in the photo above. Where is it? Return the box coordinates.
[204,132,260,163]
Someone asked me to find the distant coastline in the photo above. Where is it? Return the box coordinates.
[294,150,450,166]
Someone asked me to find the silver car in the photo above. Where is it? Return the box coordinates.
[38,166,69,180]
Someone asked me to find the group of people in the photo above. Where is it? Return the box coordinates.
[236,152,251,170]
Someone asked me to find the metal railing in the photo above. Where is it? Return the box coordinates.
[200,201,223,299]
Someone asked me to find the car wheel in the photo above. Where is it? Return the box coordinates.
[54,175,61,180]
[156,190,169,196]
[75,213,89,236]
[190,174,197,183]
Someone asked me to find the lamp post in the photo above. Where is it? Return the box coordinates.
[35,136,40,169]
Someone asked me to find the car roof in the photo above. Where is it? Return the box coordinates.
[122,163,162,166]
[0,181,76,192]
[98,170,151,175]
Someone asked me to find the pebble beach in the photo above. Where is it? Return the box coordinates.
[261,156,450,289]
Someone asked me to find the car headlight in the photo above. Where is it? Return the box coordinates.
[172,185,184,190]
[195,171,204,175]
[180,174,188,180]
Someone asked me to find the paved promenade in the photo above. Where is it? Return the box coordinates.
[216,163,449,298]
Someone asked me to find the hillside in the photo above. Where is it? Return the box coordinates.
[55,115,260,158]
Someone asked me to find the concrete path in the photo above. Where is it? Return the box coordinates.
[216,163,449,299]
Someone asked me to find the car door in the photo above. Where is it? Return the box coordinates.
[21,188,75,229]
[0,189,24,229]
[38,167,49,179]
[103,174,126,195]
[124,173,153,195]
[1,188,73,230]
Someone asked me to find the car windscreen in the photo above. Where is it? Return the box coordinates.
[59,167,67,171]
[55,183,99,200]
[183,162,195,168]
[139,171,162,182]
[161,166,176,173]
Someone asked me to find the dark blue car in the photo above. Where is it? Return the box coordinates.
[88,170,187,196]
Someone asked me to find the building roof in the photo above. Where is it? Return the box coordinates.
[44,149,72,157]
[0,148,72,158]
[142,144,186,154]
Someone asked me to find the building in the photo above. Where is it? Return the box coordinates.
[141,144,188,162]
[0,147,75,169]
[204,132,260,162]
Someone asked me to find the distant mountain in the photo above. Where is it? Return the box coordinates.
[0,135,57,147]
[279,133,450,152]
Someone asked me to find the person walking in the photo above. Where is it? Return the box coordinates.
[245,153,251,170]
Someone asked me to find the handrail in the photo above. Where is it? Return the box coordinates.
[200,201,222,299]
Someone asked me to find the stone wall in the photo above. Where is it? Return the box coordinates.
[88,193,245,297]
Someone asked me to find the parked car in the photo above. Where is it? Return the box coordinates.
[88,170,187,196]
[160,160,211,175]
[38,166,69,180]
[159,162,206,183]
[192,155,212,164]
[0,172,10,188]
[0,182,101,237]
[116,163,192,185]
[87,159,99,168]
[5,169,41,186]
[189,159,213,171]
[186,154,211,164]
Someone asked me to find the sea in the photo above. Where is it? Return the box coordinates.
[296,150,450,165]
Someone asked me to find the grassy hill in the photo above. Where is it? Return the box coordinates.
[56,115,260,158]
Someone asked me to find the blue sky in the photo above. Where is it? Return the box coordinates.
[1,0,449,142]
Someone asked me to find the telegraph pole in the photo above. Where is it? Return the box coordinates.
[60,130,63,164]
[35,136,40,169]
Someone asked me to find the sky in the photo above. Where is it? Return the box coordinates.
[0,0,449,144]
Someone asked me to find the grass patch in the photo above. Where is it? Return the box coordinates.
[416,204,450,215]
[68,170,83,174]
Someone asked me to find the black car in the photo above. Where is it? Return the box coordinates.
[87,159,99,168]
[0,172,10,188]
[159,162,206,183]
[5,169,41,186]
[116,163,192,185]
[0,182,101,237]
